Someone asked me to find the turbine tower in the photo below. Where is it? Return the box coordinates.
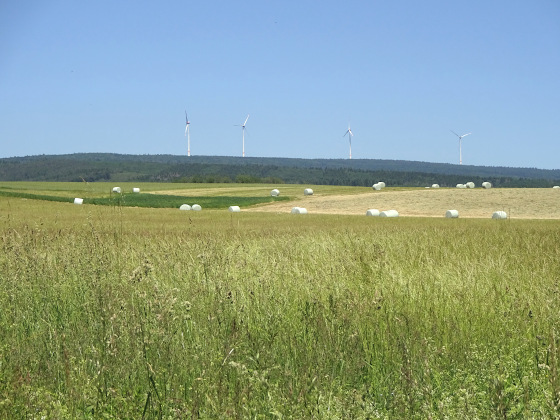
[236,114,250,157]
[185,111,191,157]
[451,130,471,165]
[343,125,353,159]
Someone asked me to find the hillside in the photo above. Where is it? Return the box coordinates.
[0,153,559,187]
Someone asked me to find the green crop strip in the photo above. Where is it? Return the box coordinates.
[0,189,289,209]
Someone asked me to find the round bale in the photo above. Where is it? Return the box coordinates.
[270,189,280,196]
[291,207,308,214]
[492,211,507,220]
[466,182,475,188]
[192,204,202,211]
[482,182,492,189]
[378,182,386,188]
[456,184,466,189]
[431,184,440,188]
[372,183,382,191]
[74,198,83,205]
[366,209,380,216]
[228,206,241,212]
[445,209,459,218]
[553,186,560,189]
[112,187,121,193]
[179,204,192,211]
[380,210,399,218]
[304,188,314,196]
[133,187,140,193]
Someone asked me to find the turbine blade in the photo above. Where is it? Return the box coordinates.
[243,114,250,126]
[462,132,472,137]
[450,130,460,138]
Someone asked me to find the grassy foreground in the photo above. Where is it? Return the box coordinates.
[1,197,560,418]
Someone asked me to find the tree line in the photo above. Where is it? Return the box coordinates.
[0,154,558,187]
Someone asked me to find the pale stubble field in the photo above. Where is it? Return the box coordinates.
[247,187,560,219]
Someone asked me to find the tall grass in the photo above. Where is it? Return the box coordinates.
[0,198,559,418]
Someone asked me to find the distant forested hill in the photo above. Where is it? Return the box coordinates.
[0,153,559,187]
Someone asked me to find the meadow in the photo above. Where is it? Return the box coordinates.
[0,182,559,418]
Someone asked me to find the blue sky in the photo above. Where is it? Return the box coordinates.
[1,0,559,169]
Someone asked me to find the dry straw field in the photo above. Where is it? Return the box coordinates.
[247,187,560,219]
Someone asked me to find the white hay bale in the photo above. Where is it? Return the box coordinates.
[133,187,140,193]
[482,182,492,189]
[179,204,192,211]
[372,183,382,191]
[445,209,459,218]
[112,187,121,193]
[192,204,202,211]
[553,186,560,189]
[74,198,83,205]
[431,184,440,189]
[492,211,507,220]
[270,189,280,196]
[380,210,399,218]
[228,206,241,212]
[291,207,308,214]
[456,184,466,189]
[466,182,475,189]
[304,188,313,196]
[366,209,380,216]
[378,182,386,188]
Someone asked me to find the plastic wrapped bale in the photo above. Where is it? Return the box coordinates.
[466,182,475,189]
[553,186,560,189]
[179,204,192,211]
[192,204,202,211]
[380,210,399,218]
[304,188,314,196]
[228,206,241,212]
[378,182,386,188]
[456,184,466,189]
[133,187,140,193]
[366,209,380,216]
[431,184,440,188]
[74,198,83,205]
[482,182,492,189]
[445,210,459,218]
[270,189,280,197]
[372,183,382,191]
[291,207,308,214]
[112,187,122,193]
[492,211,507,220]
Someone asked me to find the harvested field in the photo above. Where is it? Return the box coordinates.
[248,188,560,219]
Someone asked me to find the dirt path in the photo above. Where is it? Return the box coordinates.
[247,188,560,219]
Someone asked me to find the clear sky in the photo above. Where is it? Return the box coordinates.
[1,1,559,169]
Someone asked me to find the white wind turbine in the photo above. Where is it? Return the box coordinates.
[343,125,353,159]
[185,111,191,157]
[236,114,250,157]
[451,130,471,165]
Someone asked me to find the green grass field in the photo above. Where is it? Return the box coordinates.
[1,183,559,418]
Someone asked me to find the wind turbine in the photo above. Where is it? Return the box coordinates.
[450,130,471,165]
[185,111,191,157]
[236,114,250,157]
[343,125,353,159]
